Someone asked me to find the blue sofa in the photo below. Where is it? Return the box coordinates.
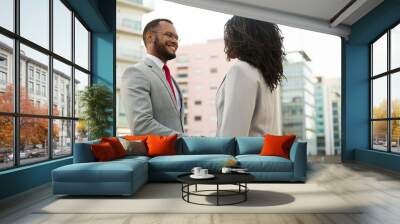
[52,137,307,196]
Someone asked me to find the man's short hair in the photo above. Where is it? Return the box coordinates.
[143,18,173,47]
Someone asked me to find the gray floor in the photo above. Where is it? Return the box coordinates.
[1,160,400,224]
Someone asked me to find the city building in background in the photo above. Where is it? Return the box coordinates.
[116,0,153,135]
[315,76,341,155]
[169,39,234,136]
[281,51,317,155]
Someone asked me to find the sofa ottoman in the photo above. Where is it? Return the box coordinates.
[52,154,149,196]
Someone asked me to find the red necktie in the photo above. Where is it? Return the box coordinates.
[162,64,176,101]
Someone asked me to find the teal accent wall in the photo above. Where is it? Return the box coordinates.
[0,0,116,200]
[343,0,400,171]
[0,158,72,199]
[92,32,116,135]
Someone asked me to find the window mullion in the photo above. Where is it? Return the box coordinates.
[13,0,20,167]
[71,11,76,155]
[388,30,391,152]
[49,0,54,160]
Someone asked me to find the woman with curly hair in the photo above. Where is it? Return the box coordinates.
[216,16,284,137]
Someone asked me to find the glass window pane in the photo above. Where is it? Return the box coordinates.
[20,44,49,115]
[75,18,89,69]
[74,69,89,118]
[391,24,400,70]
[0,0,14,31]
[391,72,400,118]
[53,119,72,157]
[53,59,72,117]
[372,121,388,151]
[0,116,14,170]
[372,33,387,76]
[392,120,400,153]
[75,120,88,143]
[20,117,49,165]
[53,0,72,60]
[372,77,387,119]
[20,0,49,49]
[0,35,14,113]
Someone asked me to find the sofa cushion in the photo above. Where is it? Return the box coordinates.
[148,154,235,172]
[178,137,235,155]
[235,137,264,155]
[236,155,293,172]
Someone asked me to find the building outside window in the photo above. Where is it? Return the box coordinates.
[370,23,400,153]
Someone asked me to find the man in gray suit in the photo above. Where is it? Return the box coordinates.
[121,19,184,136]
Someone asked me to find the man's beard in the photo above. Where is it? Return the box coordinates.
[154,37,176,61]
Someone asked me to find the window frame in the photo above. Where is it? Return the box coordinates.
[370,21,400,154]
[0,0,92,171]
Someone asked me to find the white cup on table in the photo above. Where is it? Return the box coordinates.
[191,167,202,176]
[200,169,208,176]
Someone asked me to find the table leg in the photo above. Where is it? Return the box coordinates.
[245,183,247,201]
[195,184,197,192]
[217,184,219,206]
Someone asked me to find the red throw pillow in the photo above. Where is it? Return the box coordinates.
[146,135,177,157]
[260,134,296,159]
[91,142,117,162]
[101,137,126,158]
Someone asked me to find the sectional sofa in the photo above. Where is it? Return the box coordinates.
[52,137,307,196]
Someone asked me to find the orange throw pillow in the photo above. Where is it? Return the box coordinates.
[101,137,127,158]
[260,134,296,159]
[91,142,117,162]
[146,135,178,157]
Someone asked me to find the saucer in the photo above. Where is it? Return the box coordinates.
[190,174,215,179]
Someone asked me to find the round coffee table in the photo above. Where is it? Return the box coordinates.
[177,173,255,206]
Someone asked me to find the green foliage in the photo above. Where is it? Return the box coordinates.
[79,84,113,140]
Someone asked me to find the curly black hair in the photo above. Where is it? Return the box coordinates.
[224,16,285,91]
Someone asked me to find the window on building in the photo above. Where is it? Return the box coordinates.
[0,0,91,170]
[194,100,202,105]
[210,67,218,73]
[194,116,202,121]
[0,55,7,67]
[370,23,400,154]
[28,67,34,80]
[0,71,6,85]
[177,73,188,78]
[36,83,40,95]
[42,85,46,97]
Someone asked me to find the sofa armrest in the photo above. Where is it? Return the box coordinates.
[289,141,307,181]
[73,140,100,163]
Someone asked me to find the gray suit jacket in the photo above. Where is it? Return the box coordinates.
[121,58,184,136]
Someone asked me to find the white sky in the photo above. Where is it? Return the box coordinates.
[143,0,341,78]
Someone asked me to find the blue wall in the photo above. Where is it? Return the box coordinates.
[343,0,400,171]
[0,0,116,200]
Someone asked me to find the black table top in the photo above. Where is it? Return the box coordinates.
[177,172,255,185]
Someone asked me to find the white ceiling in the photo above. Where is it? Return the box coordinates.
[166,0,384,38]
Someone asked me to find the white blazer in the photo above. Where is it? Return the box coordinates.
[216,60,281,137]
